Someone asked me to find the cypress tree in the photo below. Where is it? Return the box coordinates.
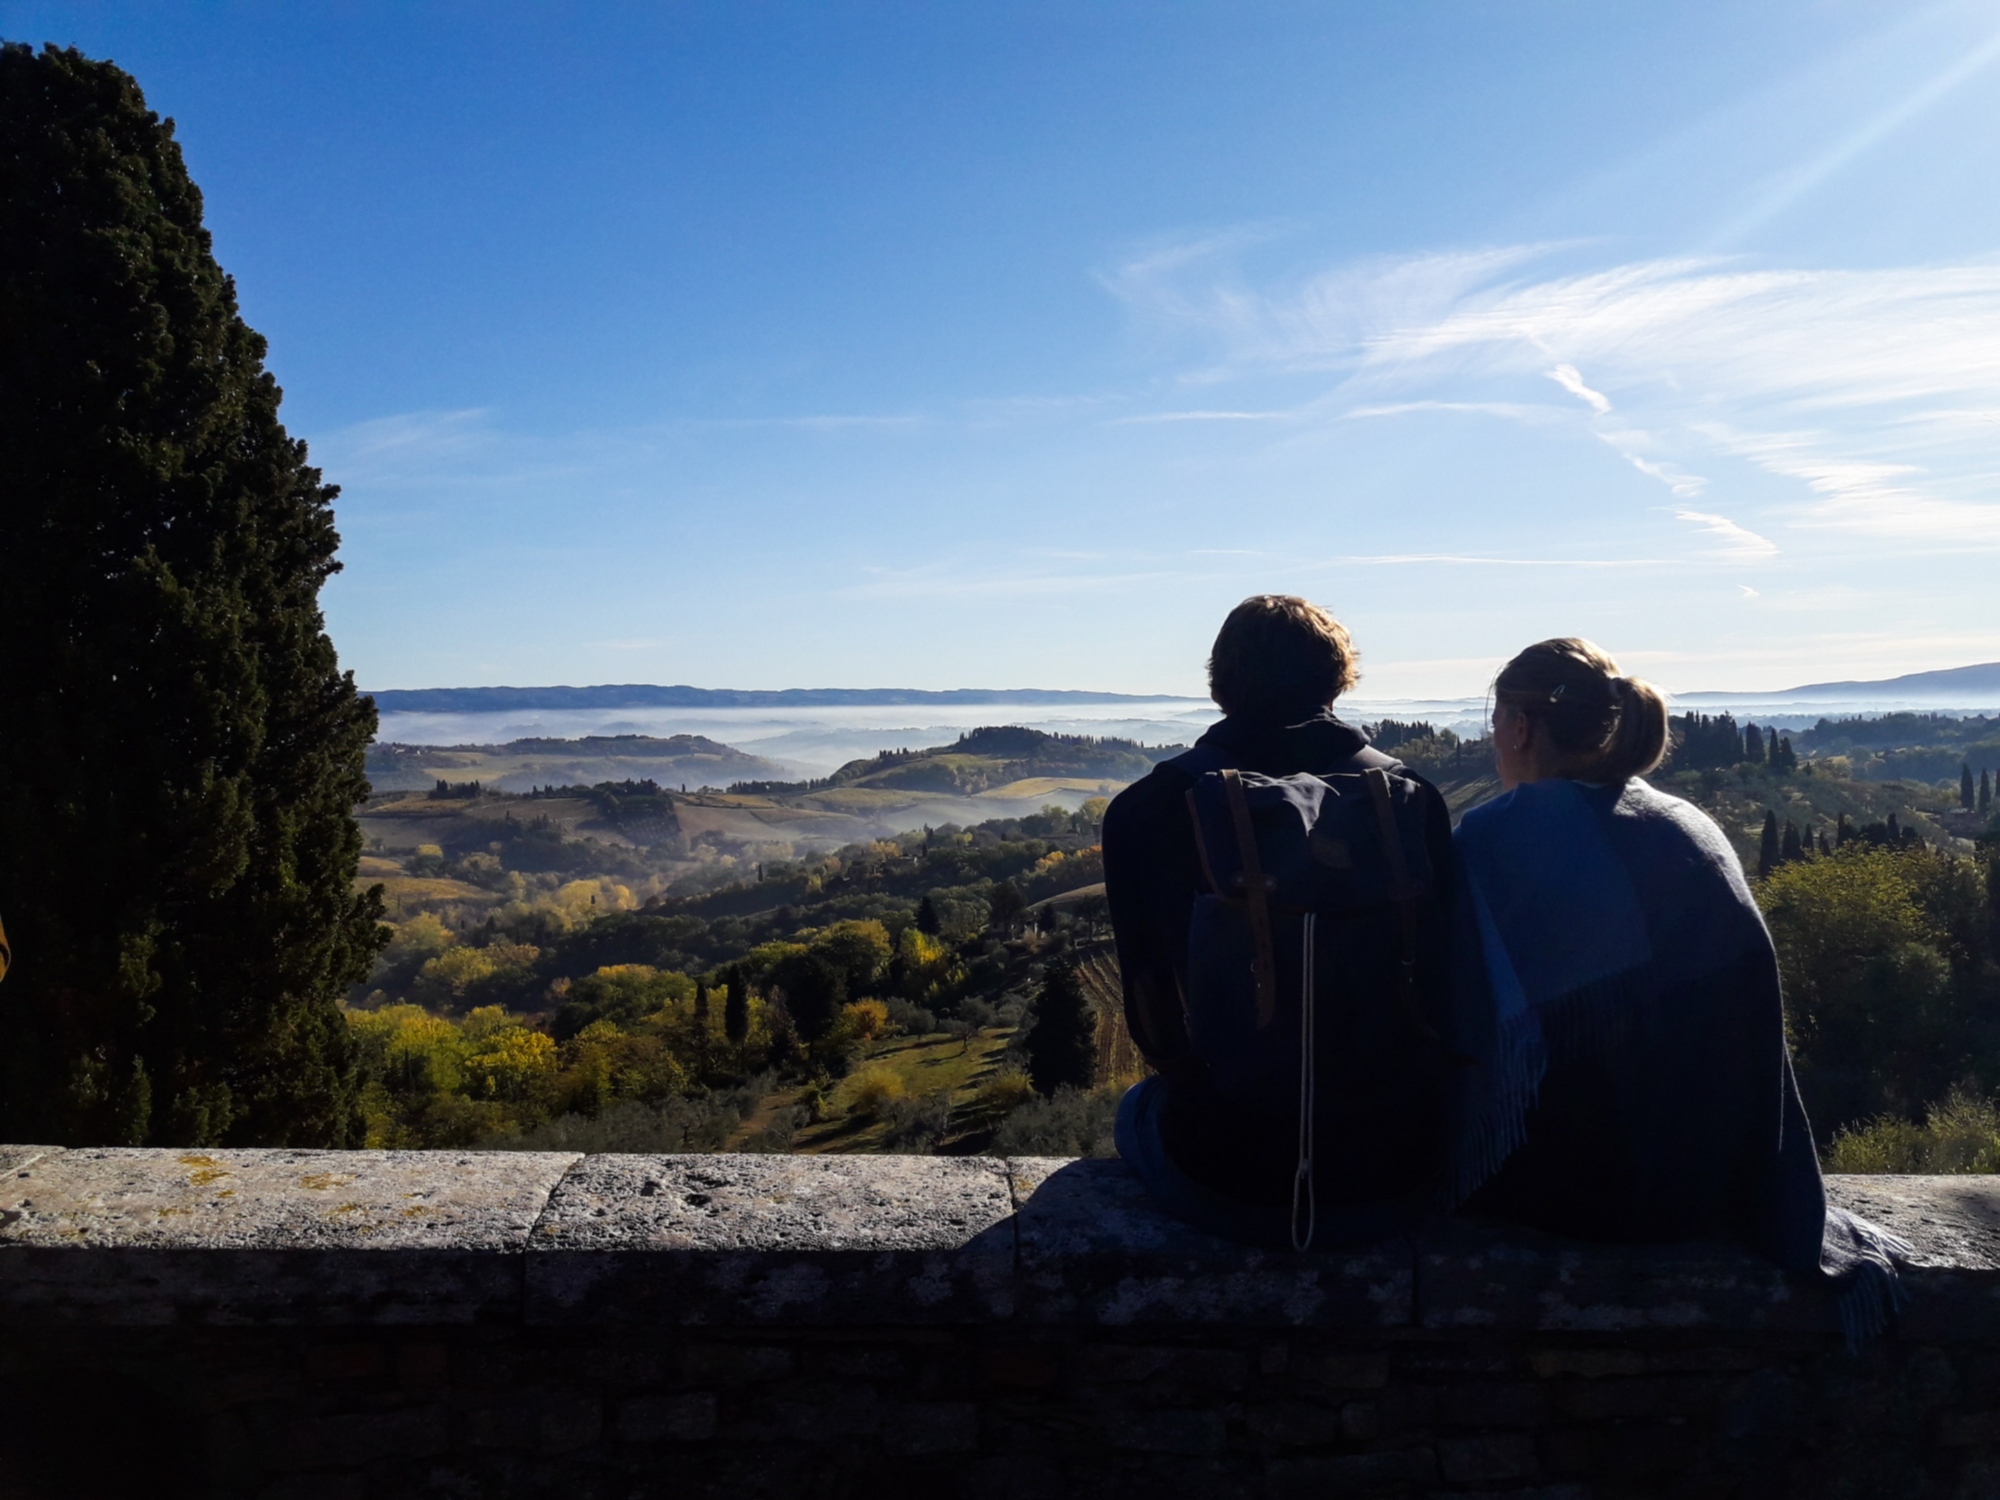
[722,965,750,1044]
[1781,821,1804,864]
[1026,959,1098,1096]
[1982,769,1992,814]
[915,895,942,936]
[693,978,710,1027]
[1744,724,1765,765]
[1758,810,1781,878]
[771,951,845,1043]
[1964,763,1977,810]
[0,45,385,1146]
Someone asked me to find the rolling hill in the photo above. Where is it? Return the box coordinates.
[365,734,792,794]
[752,725,1182,798]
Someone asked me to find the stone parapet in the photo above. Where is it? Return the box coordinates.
[3,1148,1991,1332]
[2,1148,1997,1496]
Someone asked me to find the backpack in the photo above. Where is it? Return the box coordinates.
[1173,746,1446,1249]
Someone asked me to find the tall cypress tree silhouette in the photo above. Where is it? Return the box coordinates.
[722,965,750,1045]
[1027,959,1097,1096]
[1758,810,1782,879]
[0,45,385,1145]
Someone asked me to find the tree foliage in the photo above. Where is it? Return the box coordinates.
[1026,959,1097,1097]
[0,45,384,1145]
[1760,846,1998,1134]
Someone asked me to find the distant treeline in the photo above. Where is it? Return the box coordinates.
[729,726,1187,796]
[1671,713,1799,772]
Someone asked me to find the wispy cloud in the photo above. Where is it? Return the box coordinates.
[1674,509,1779,561]
[1320,553,1663,570]
[1547,364,1611,415]
[1115,408,1301,424]
[1341,399,1568,423]
[1110,240,2000,548]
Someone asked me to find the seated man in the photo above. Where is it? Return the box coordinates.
[1103,595,1454,1248]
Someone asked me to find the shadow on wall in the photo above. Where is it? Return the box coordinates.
[0,1368,203,1500]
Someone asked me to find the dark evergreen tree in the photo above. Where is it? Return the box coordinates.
[988,881,1027,933]
[1744,724,1766,765]
[1781,821,1804,865]
[1669,712,1747,772]
[1964,763,1977,810]
[1983,769,1993,814]
[693,978,710,1026]
[722,965,749,1045]
[1837,813,1855,847]
[1026,959,1097,1096]
[915,895,942,936]
[770,951,845,1043]
[1758,810,1781,879]
[0,45,385,1146]
[1773,736,1797,774]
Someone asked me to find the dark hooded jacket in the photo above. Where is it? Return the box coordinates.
[1102,710,1454,1204]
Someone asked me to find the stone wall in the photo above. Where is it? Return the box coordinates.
[3,1146,1998,1498]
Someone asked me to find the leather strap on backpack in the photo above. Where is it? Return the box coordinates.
[1221,768,1280,1029]
[1364,767,1437,1043]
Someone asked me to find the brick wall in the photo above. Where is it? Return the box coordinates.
[2,1146,1995,1498]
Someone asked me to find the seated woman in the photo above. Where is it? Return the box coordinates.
[1448,638,1904,1341]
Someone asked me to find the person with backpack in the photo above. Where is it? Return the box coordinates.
[1103,595,1454,1250]
[1447,637,1906,1343]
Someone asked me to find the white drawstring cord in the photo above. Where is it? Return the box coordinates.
[1291,911,1317,1252]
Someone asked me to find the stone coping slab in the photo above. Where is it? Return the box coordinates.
[0,1148,580,1325]
[0,1149,1996,1334]
[526,1154,1017,1325]
[0,1148,578,1251]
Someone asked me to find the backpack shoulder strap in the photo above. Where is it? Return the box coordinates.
[1221,768,1279,1029]
[1364,766,1440,1044]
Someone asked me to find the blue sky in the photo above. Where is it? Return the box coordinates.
[9,2,2000,698]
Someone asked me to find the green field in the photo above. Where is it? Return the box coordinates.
[739,1027,1023,1154]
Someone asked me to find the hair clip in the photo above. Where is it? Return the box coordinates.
[1548,683,1568,704]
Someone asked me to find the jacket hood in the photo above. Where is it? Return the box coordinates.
[1193,709,1373,777]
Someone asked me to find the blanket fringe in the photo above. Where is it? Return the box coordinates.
[1829,1210,1915,1354]
[1444,963,1666,1208]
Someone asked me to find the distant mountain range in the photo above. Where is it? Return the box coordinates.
[365,661,2000,717]
[1685,661,2000,704]
[366,684,1200,712]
